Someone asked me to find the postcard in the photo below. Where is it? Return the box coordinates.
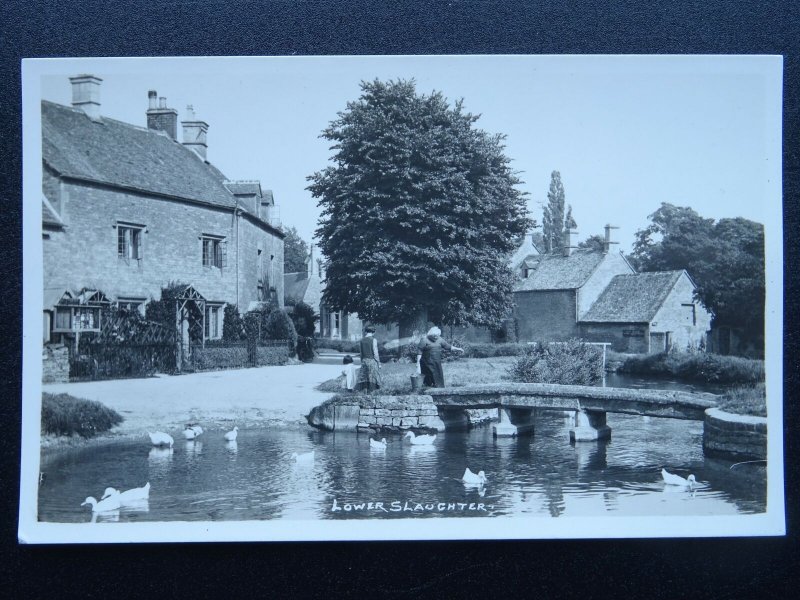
[19,55,784,543]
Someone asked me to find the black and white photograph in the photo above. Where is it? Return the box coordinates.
[18,55,784,543]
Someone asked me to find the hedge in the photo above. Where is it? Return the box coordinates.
[41,393,123,438]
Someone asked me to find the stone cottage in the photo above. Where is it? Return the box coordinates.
[511,225,712,352]
[42,75,284,347]
[579,270,712,353]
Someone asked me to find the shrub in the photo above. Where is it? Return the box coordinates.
[264,308,298,350]
[509,339,604,385]
[222,304,245,341]
[192,344,290,370]
[315,339,361,353]
[296,336,316,362]
[290,302,319,337]
[619,351,764,384]
[41,393,123,438]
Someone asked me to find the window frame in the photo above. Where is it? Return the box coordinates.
[201,234,227,269]
[115,221,146,263]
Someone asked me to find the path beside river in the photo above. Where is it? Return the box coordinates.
[41,362,344,449]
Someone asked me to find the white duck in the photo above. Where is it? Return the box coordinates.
[81,491,121,512]
[462,468,488,485]
[661,468,697,487]
[182,425,203,440]
[404,431,437,445]
[148,431,174,447]
[101,482,150,504]
[291,450,315,464]
[370,438,388,450]
[224,426,239,442]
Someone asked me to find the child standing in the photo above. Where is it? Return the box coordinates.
[341,355,357,391]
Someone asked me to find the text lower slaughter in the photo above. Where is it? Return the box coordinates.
[331,499,494,514]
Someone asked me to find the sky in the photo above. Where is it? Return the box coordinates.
[37,55,782,253]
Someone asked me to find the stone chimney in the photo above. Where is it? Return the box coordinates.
[69,74,102,120]
[562,227,579,257]
[146,91,178,140]
[181,105,209,159]
[603,224,620,254]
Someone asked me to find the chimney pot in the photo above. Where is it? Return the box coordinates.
[158,97,166,109]
[603,224,620,254]
[69,74,102,120]
[181,106,209,159]
[148,90,157,109]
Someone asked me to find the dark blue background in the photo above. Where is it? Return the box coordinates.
[2,1,797,597]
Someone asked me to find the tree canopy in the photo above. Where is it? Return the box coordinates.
[630,203,765,348]
[308,79,532,335]
[283,226,310,273]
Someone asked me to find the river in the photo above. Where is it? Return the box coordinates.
[38,406,765,523]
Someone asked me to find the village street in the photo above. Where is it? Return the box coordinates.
[42,360,345,440]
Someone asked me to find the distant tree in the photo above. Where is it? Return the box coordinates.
[564,204,577,229]
[283,226,310,273]
[530,230,545,253]
[290,301,319,337]
[308,79,533,338]
[578,234,605,252]
[630,203,765,351]
[542,171,566,253]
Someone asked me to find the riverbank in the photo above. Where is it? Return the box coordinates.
[40,363,344,452]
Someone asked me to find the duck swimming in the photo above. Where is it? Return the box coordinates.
[462,468,488,485]
[404,431,437,445]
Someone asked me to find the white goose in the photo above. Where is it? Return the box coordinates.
[661,468,697,487]
[404,431,437,445]
[148,431,174,447]
[370,438,387,450]
[81,491,121,512]
[462,468,488,485]
[291,450,315,464]
[224,426,239,442]
[101,482,150,504]
[183,425,203,440]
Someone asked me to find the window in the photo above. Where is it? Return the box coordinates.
[205,304,222,339]
[52,305,102,332]
[118,225,143,261]
[681,303,697,326]
[202,235,227,268]
[117,297,146,315]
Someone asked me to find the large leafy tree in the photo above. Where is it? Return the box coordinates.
[542,171,566,253]
[308,79,532,337]
[283,226,310,273]
[630,203,765,349]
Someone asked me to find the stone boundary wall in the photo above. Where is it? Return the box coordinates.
[42,344,69,383]
[703,407,767,460]
[307,395,496,433]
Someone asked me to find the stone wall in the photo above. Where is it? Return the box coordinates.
[703,407,767,460]
[579,322,651,353]
[650,273,712,351]
[513,289,579,342]
[43,180,284,312]
[42,344,69,383]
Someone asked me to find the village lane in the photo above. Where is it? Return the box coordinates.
[42,362,344,437]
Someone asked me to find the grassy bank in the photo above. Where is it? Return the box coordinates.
[616,351,764,385]
[717,384,767,417]
[315,357,516,394]
[41,392,123,438]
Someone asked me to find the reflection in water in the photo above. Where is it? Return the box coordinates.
[38,414,767,523]
[90,509,120,523]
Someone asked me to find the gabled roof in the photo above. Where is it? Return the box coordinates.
[42,100,236,209]
[514,248,607,291]
[284,272,312,305]
[224,181,262,197]
[581,270,686,323]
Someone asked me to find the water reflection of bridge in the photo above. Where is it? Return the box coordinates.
[427,383,718,441]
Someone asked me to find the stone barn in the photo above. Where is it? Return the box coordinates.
[579,270,712,353]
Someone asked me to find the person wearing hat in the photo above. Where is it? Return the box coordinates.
[355,327,382,392]
[416,326,463,388]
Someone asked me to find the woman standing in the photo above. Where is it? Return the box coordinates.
[356,327,382,392]
[416,326,463,388]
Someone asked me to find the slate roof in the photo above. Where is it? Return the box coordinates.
[513,248,607,291]
[42,100,236,209]
[284,272,312,305]
[224,181,262,197]
[581,271,685,323]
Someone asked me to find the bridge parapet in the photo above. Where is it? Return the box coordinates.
[427,383,718,421]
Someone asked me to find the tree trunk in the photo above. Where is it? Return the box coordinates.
[398,307,429,342]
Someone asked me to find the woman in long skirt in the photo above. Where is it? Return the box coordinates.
[416,326,463,388]
[356,327,382,392]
